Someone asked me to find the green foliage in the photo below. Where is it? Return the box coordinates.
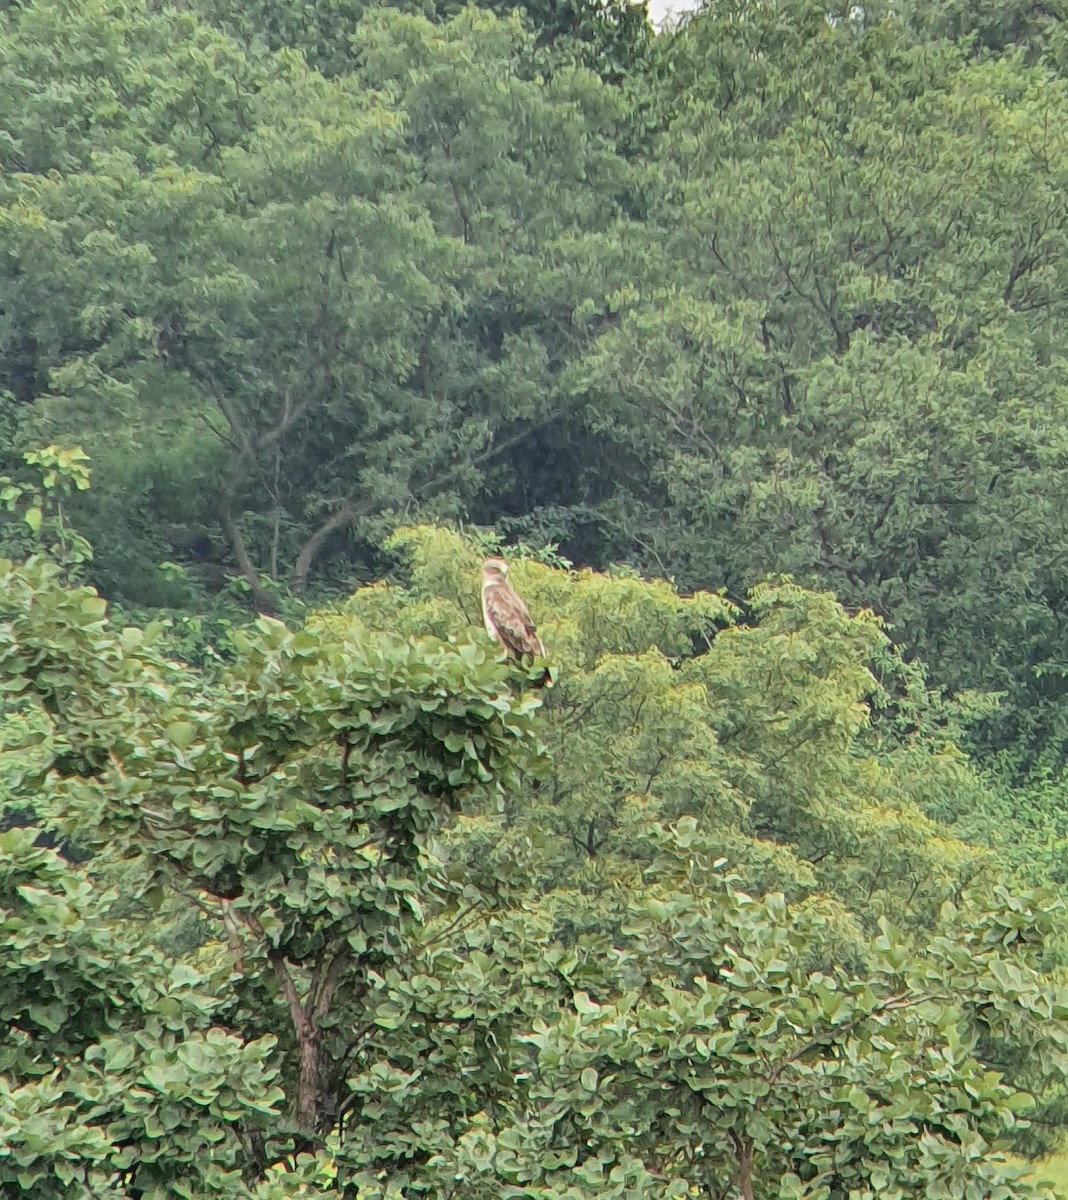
[0,0,630,615]
[0,830,286,1199]
[11,0,1068,771]
[0,446,92,573]
[192,0,651,80]
[9,0,1068,1178]
[1,533,1065,1194]
[503,825,1066,1200]
[564,0,1068,761]
[348,526,989,933]
[0,545,546,1191]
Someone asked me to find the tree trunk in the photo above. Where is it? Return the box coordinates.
[293,1012,326,1133]
[220,502,277,615]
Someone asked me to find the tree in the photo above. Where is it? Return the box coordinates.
[0,0,632,613]
[0,549,543,1190]
[2,531,1065,1193]
[0,446,93,575]
[501,823,1067,1200]
[558,0,1068,762]
[191,0,652,81]
[345,526,992,934]
[13,0,1068,774]
[0,829,287,1199]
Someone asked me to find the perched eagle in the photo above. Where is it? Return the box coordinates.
[480,557,552,686]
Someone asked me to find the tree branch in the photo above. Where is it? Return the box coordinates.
[202,368,333,610]
[728,1129,755,1200]
[241,910,330,1135]
[291,415,561,592]
[219,501,277,615]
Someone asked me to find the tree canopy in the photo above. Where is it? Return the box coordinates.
[7,0,1068,1189]
[6,0,1068,763]
[3,528,1068,1196]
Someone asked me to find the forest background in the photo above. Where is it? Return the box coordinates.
[8,0,1068,1195]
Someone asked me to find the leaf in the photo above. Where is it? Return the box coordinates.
[165,721,197,748]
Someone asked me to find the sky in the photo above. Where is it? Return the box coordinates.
[646,0,699,30]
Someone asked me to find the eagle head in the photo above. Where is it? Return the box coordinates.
[482,556,509,579]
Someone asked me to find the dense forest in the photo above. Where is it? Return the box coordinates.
[7,0,1068,1195]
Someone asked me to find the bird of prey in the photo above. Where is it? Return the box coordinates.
[480,556,552,686]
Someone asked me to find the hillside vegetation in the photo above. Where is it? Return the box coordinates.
[5,0,1068,1193]
[3,525,1068,1197]
[6,0,1068,759]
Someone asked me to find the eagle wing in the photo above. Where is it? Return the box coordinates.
[483,580,545,658]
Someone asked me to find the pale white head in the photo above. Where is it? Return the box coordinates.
[482,556,510,580]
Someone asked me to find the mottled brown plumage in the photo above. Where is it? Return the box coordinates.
[481,557,545,659]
